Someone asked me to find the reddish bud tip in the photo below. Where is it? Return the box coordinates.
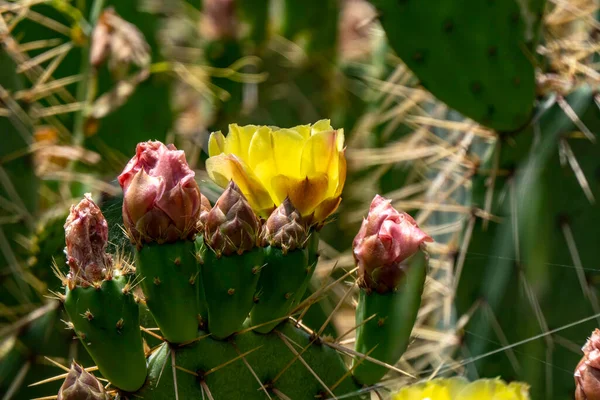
[118,141,202,245]
[352,195,432,293]
[576,329,600,400]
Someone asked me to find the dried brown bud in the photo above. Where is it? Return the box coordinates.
[90,7,150,71]
[199,193,212,230]
[204,181,260,256]
[260,198,309,253]
[200,0,237,40]
[64,194,112,286]
[576,329,600,400]
[57,362,107,400]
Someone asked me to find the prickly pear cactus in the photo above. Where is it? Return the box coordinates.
[47,122,435,399]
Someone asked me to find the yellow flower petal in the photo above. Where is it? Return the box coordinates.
[248,126,277,199]
[312,196,341,224]
[206,154,274,218]
[224,124,258,163]
[311,119,333,134]
[271,174,329,216]
[334,149,347,197]
[205,121,346,225]
[457,379,530,400]
[336,128,345,151]
[272,128,304,177]
[300,129,339,178]
[290,123,311,139]
[208,131,225,157]
[247,126,274,171]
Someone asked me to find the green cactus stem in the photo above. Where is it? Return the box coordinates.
[140,321,362,399]
[194,235,210,330]
[135,240,202,344]
[64,275,147,392]
[352,251,427,385]
[201,248,263,339]
[249,246,309,333]
[289,231,320,308]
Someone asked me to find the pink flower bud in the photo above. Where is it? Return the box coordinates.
[118,141,202,245]
[575,329,600,400]
[64,194,112,286]
[58,362,107,400]
[204,181,260,256]
[353,195,432,293]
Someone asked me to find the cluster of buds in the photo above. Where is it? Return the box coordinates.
[575,329,600,400]
[64,194,112,287]
[353,195,432,293]
[118,141,203,246]
[57,362,107,400]
[117,139,316,256]
[204,187,311,256]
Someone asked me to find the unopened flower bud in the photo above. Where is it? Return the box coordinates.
[64,194,112,286]
[353,195,432,293]
[57,362,107,400]
[260,198,308,253]
[575,329,600,400]
[198,193,212,230]
[205,181,260,256]
[118,141,202,245]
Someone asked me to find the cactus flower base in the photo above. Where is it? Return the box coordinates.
[64,276,147,392]
[250,246,310,333]
[135,240,202,344]
[352,252,427,385]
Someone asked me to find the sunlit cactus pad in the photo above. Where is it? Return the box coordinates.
[141,323,361,400]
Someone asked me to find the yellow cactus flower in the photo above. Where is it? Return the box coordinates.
[393,378,530,400]
[206,120,346,223]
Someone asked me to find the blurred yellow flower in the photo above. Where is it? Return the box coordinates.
[393,378,530,400]
[206,120,346,223]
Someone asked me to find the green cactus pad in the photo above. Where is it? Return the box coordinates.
[290,231,319,307]
[202,248,263,339]
[135,240,202,344]
[250,246,310,333]
[370,0,538,131]
[64,275,147,392]
[140,322,362,399]
[352,251,427,385]
[194,236,210,330]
